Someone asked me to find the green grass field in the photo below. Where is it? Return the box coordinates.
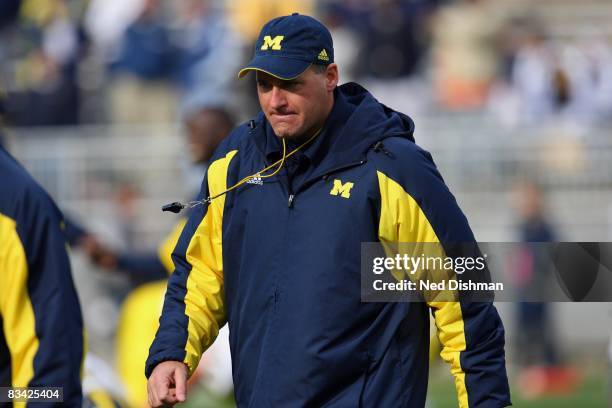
[427,373,608,408]
[183,373,608,408]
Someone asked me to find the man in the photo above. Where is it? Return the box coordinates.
[146,13,511,407]
[0,145,85,406]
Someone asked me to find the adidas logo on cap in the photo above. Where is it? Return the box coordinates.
[318,49,329,62]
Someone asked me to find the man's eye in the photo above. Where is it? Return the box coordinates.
[257,80,271,90]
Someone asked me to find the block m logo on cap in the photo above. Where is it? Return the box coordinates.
[261,35,284,50]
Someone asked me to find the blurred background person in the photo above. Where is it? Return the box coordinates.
[1,129,84,406]
[1,0,86,126]
[507,19,558,124]
[510,179,580,398]
[512,182,558,364]
[106,0,177,123]
[320,0,442,116]
[431,0,503,111]
[226,0,314,44]
[169,0,243,101]
[0,0,20,30]
[351,0,437,80]
[1,82,129,408]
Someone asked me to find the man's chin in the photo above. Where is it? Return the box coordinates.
[272,126,300,139]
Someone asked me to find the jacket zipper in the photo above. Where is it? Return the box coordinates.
[287,164,296,208]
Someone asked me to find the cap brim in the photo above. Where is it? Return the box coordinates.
[238,55,311,80]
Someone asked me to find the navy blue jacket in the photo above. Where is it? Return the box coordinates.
[146,83,510,407]
[0,146,84,406]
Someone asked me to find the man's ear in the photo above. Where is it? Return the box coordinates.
[326,63,339,91]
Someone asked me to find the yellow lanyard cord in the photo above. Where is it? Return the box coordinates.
[206,137,287,202]
[197,128,321,206]
[163,129,322,213]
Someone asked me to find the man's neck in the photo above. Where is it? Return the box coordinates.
[285,127,320,147]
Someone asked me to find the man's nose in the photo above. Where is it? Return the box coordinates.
[269,86,287,110]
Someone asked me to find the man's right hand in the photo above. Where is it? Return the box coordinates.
[147,361,189,407]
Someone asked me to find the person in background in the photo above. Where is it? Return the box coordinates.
[0,0,20,30]
[513,181,558,366]
[1,0,84,126]
[352,0,437,80]
[512,180,579,397]
[431,0,503,110]
[107,0,176,123]
[508,20,558,124]
[170,0,243,99]
[226,0,314,44]
[1,83,130,408]
[0,142,85,406]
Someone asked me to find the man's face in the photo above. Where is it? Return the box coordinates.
[256,65,338,140]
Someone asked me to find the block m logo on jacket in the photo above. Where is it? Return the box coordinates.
[329,179,354,198]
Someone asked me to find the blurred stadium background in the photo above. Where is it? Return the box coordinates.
[1,0,611,407]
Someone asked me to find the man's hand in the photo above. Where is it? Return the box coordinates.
[78,234,118,269]
[147,361,189,407]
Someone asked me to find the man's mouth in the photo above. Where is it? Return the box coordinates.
[271,112,296,119]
